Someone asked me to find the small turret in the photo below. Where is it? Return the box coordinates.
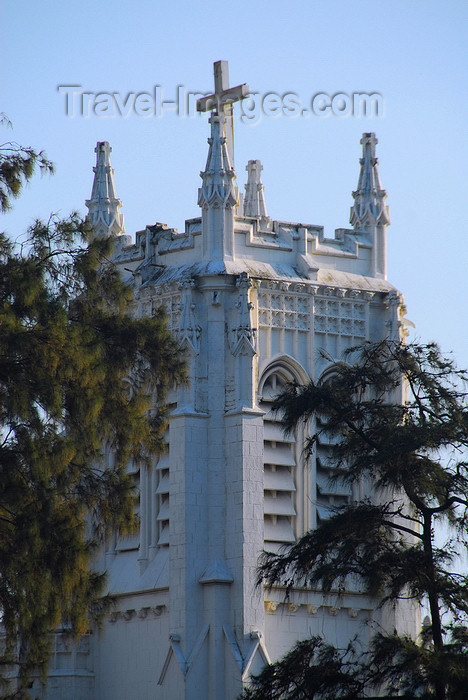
[244,159,268,219]
[198,114,239,260]
[350,133,390,230]
[198,115,238,211]
[350,133,390,279]
[86,142,125,237]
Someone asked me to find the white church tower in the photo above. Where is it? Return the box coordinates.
[39,62,416,700]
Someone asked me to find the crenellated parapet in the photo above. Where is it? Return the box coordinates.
[107,135,391,285]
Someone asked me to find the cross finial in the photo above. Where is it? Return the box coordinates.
[197,61,249,166]
[360,132,378,161]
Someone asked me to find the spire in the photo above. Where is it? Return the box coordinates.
[244,160,268,219]
[197,113,239,260]
[85,141,125,237]
[198,114,238,210]
[350,133,390,230]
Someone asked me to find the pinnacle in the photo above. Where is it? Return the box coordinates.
[85,141,125,237]
[244,159,268,219]
[350,132,390,230]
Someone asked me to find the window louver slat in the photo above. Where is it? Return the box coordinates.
[155,473,170,494]
[264,443,296,467]
[264,517,295,543]
[264,467,296,492]
[263,422,292,443]
[156,501,169,521]
[157,523,169,546]
[264,494,296,516]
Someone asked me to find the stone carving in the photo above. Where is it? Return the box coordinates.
[155,292,182,331]
[314,296,367,340]
[231,273,257,356]
[177,279,201,354]
[258,290,310,332]
[151,605,166,617]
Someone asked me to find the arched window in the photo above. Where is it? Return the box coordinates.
[259,358,309,550]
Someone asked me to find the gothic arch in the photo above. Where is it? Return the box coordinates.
[317,360,349,386]
[258,354,308,398]
[258,356,310,549]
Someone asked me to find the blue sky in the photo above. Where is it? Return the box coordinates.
[2,0,467,368]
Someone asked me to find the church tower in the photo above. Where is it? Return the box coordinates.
[39,62,416,700]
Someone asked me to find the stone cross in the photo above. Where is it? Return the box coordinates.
[197,61,249,167]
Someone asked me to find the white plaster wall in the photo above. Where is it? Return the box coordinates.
[93,600,170,700]
[264,604,374,662]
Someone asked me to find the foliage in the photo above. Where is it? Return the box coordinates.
[0,136,186,694]
[240,637,365,700]
[0,115,54,213]
[241,340,468,700]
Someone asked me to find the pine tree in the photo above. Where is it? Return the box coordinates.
[240,340,468,700]
[0,132,186,694]
[0,114,54,213]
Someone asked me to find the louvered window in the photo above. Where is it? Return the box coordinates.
[116,457,140,551]
[315,371,351,523]
[155,432,170,546]
[260,371,297,546]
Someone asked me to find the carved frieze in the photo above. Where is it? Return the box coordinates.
[258,289,310,331]
[314,295,367,339]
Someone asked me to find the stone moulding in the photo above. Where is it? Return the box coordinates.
[263,600,367,619]
[108,604,167,623]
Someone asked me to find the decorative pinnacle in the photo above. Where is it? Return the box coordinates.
[85,142,125,237]
[244,160,268,219]
[198,114,238,209]
[350,133,390,230]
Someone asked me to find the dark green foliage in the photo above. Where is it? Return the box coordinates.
[0,136,186,694]
[241,341,468,700]
[0,115,54,212]
[240,637,365,699]
[368,628,468,699]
